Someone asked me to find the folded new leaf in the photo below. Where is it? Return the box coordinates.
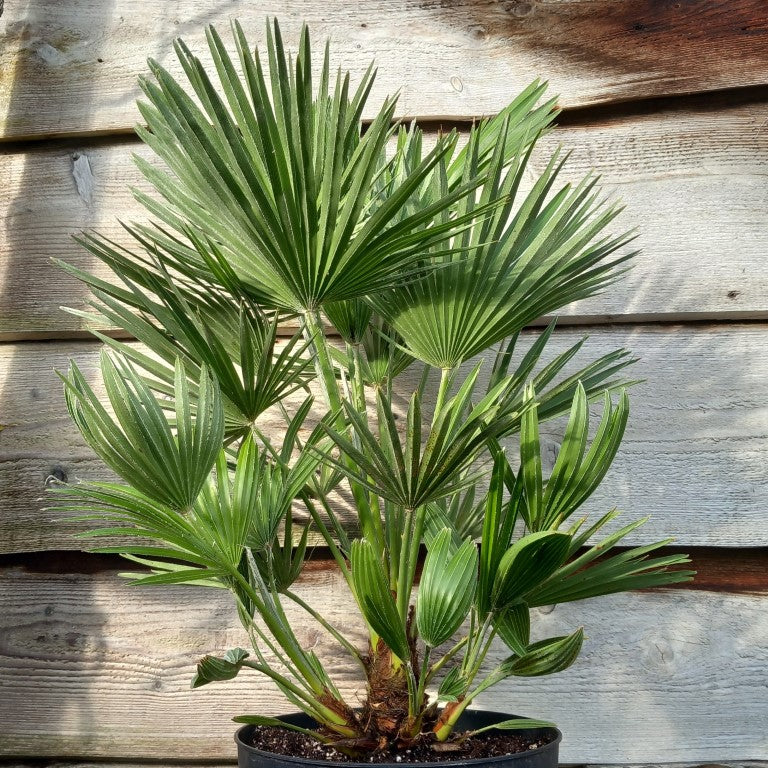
[192,647,250,688]
[350,539,411,662]
[491,531,571,609]
[437,666,469,703]
[60,353,224,512]
[508,629,584,677]
[416,528,478,647]
[467,718,557,737]
[493,602,531,657]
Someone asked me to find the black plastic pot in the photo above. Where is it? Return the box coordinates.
[235,710,561,768]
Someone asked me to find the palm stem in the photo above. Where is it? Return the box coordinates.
[396,504,426,622]
[425,635,469,684]
[461,612,493,679]
[302,310,343,414]
[415,646,432,710]
[302,311,385,552]
[301,495,352,585]
[229,567,331,698]
[434,367,453,422]
[240,659,345,726]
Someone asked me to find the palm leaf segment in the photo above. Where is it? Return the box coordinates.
[369,88,636,370]
[321,364,525,511]
[131,20,490,313]
[54,353,347,714]
[60,353,224,511]
[468,386,694,654]
[61,240,314,442]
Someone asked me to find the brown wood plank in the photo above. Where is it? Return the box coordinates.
[667,548,768,595]
[1,1,767,140]
[0,566,765,762]
[2,95,767,339]
[1,323,768,553]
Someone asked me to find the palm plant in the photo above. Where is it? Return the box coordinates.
[55,20,693,757]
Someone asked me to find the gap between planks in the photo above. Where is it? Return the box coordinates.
[3,79,768,149]
[7,312,768,345]
[1,548,766,596]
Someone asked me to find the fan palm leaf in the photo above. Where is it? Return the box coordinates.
[369,117,636,370]
[125,20,497,314]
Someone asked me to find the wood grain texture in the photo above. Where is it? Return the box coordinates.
[1,1,767,140]
[0,566,765,762]
[2,323,768,553]
[2,95,767,339]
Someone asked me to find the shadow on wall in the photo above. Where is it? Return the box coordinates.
[0,0,115,756]
[429,0,768,105]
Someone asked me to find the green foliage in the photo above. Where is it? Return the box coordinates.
[131,22,491,313]
[466,718,557,735]
[54,17,694,755]
[61,354,223,511]
[416,529,478,648]
[491,531,572,610]
[193,647,251,688]
[350,538,411,662]
[507,630,585,677]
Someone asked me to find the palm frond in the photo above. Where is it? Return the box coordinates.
[59,353,223,511]
[128,20,494,313]
[369,114,636,369]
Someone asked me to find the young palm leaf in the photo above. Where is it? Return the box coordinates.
[61,233,314,442]
[490,531,572,610]
[129,20,497,314]
[320,368,525,511]
[526,521,694,606]
[350,539,411,662]
[487,321,638,436]
[520,383,630,532]
[503,629,585,677]
[416,529,478,648]
[369,104,636,369]
[59,354,223,511]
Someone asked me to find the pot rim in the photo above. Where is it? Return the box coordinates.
[234,710,562,768]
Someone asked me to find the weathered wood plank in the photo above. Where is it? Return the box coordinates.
[2,97,767,339]
[582,765,768,768]
[2,323,768,552]
[2,1,768,140]
[0,566,765,761]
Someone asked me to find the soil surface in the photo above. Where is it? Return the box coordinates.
[247,726,554,763]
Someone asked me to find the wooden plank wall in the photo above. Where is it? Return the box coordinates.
[1,1,767,766]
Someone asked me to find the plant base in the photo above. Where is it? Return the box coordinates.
[235,710,561,768]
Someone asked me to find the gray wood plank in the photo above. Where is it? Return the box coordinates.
[2,1,767,140]
[1,97,767,339]
[1,323,768,552]
[0,567,765,762]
